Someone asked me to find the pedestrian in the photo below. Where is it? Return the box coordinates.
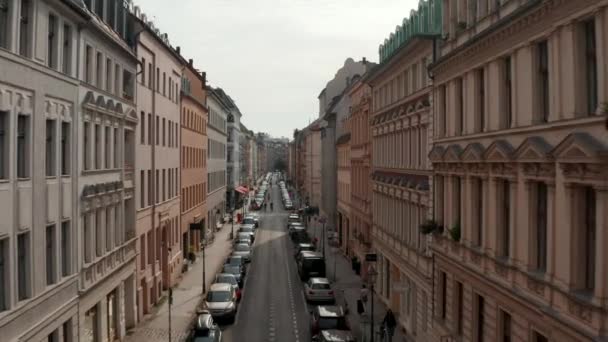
[382,309,397,342]
[270,202,274,211]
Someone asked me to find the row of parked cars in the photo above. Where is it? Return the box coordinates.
[287,214,356,342]
[251,174,272,210]
[278,180,294,210]
[189,213,260,341]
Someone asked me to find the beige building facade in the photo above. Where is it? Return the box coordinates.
[180,60,208,255]
[133,13,183,320]
[429,0,608,341]
[302,124,322,208]
[347,79,373,279]
[369,37,435,340]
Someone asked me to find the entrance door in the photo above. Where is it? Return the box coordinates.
[161,225,169,289]
[107,291,117,341]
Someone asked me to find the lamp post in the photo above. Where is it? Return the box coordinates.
[202,242,206,294]
[368,266,378,342]
[230,209,235,240]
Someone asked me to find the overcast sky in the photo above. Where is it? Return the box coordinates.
[135,0,419,138]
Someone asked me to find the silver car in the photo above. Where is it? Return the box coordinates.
[304,277,335,303]
[233,243,252,263]
[204,283,238,323]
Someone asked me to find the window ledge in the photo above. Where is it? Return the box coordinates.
[82,168,122,176]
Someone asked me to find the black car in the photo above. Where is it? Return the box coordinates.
[297,251,326,280]
[291,228,311,244]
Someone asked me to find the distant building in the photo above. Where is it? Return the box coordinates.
[206,88,228,228]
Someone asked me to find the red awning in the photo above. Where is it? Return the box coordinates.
[235,186,249,195]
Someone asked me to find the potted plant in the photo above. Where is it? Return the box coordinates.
[449,223,461,242]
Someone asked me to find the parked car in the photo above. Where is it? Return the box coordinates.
[222,264,244,287]
[225,255,247,273]
[304,278,335,303]
[233,238,251,247]
[287,214,301,226]
[310,306,350,339]
[213,273,241,301]
[232,243,252,263]
[238,226,255,243]
[203,284,238,323]
[191,311,223,342]
[236,232,253,245]
[291,228,311,244]
[294,243,316,257]
[297,251,326,280]
[242,215,259,228]
[288,222,305,233]
[312,330,356,342]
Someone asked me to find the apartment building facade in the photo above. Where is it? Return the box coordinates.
[225,93,242,210]
[347,78,373,278]
[77,1,138,340]
[132,10,183,319]
[369,0,440,339]
[429,0,608,341]
[0,1,86,341]
[336,132,351,255]
[206,88,227,230]
[180,60,208,255]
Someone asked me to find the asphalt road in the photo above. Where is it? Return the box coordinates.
[222,176,311,342]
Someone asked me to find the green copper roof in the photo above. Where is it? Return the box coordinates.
[379,0,442,63]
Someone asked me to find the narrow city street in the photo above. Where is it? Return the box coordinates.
[222,177,311,342]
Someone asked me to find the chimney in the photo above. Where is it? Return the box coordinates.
[362,57,367,64]
[176,46,181,54]
[188,59,193,66]
[201,72,207,86]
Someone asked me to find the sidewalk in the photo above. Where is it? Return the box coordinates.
[313,221,406,342]
[125,223,234,342]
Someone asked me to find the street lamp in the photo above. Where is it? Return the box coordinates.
[230,209,235,240]
[368,266,378,342]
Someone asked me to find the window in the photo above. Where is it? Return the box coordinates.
[62,320,72,342]
[62,25,72,74]
[155,169,159,203]
[114,64,120,96]
[85,46,93,83]
[0,0,10,49]
[84,122,90,170]
[147,170,152,206]
[537,41,549,122]
[473,178,483,247]
[147,113,152,145]
[156,116,159,144]
[113,127,119,168]
[61,122,70,175]
[17,232,30,300]
[140,170,145,207]
[503,56,513,128]
[83,215,91,263]
[534,182,547,271]
[477,68,485,132]
[19,0,31,57]
[94,124,101,169]
[162,169,166,201]
[440,271,447,320]
[46,224,56,285]
[141,57,146,84]
[148,63,152,88]
[439,85,447,136]
[95,0,103,17]
[162,118,166,146]
[140,112,145,144]
[584,19,597,115]
[107,0,115,28]
[95,210,102,257]
[533,331,548,342]
[105,126,111,168]
[581,186,596,292]
[499,310,512,342]
[0,111,7,179]
[457,77,464,134]
[474,293,485,342]
[106,58,112,93]
[0,239,7,311]
[163,72,166,95]
[456,281,463,335]
[106,207,112,251]
[500,179,510,257]
[17,115,30,178]
[61,221,70,277]
[46,119,56,176]
[48,14,57,68]
[123,70,134,100]
[139,236,145,269]
[156,67,160,92]
[453,176,462,228]
[96,52,103,88]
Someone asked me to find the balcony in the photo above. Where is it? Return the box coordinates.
[81,238,137,291]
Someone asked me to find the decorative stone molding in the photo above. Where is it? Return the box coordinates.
[0,84,34,114]
[560,163,604,181]
[567,299,593,323]
[522,162,555,179]
[526,276,545,296]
